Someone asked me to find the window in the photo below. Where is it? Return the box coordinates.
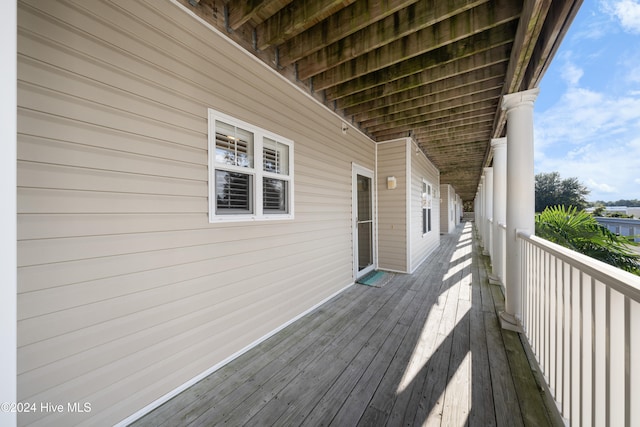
[209,109,293,222]
[422,180,432,234]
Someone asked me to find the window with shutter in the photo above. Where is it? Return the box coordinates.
[208,109,294,222]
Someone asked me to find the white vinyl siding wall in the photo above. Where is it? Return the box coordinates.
[376,140,408,272]
[440,184,456,234]
[17,0,374,425]
[410,145,440,272]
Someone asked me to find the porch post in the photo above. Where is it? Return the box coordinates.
[490,137,507,285]
[483,167,493,257]
[478,178,485,245]
[474,192,479,226]
[501,88,539,331]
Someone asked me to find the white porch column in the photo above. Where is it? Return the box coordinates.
[483,167,493,257]
[501,88,539,331]
[478,178,485,244]
[491,138,507,285]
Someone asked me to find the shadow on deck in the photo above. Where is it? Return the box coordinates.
[133,221,558,426]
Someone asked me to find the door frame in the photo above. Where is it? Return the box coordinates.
[352,163,377,280]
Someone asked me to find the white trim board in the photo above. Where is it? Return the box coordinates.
[1,1,17,425]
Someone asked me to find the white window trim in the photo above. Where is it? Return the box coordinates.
[208,108,294,223]
[422,179,433,236]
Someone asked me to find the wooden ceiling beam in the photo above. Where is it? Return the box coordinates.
[368,111,494,137]
[325,43,511,101]
[278,0,423,67]
[374,122,493,142]
[427,146,487,156]
[353,83,502,124]
[255,0,357,50]
[370,114,494,139]
[439,169,486,178]
[426,152,486,161]
[227,0,292,30]
[427,136,487,148]
[412,123,493,139]
[341,63,506,113]
[433,158,487,170]
[360,99,496,129]
[296,0,514,80]
[314,21,517,91]
[363,106,496,135]
[438,158,486,170]
[524,0,583,89]
[490,0,551,140]
[356,92,500,126]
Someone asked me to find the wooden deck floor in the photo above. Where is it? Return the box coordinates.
[132,222,557,427]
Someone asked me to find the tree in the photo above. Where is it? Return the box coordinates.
[592,204,606,216]
[536,205,640,275]
[535,172,590,212]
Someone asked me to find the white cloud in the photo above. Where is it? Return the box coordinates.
[560,61,584,86]
[535,87,640,148]
[586,179,617,193]
[601,0,640,34]
[534,89,640,200]
[535,139,640,200]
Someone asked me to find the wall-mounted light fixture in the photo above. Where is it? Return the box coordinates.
[387,176,397,190]
[341,122,348,135]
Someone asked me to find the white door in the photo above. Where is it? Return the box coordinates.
[353,164,375,279]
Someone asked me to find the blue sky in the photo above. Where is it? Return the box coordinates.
[534,0,640,202]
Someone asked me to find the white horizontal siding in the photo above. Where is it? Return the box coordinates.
[410,145,440,272]
[17,0,373,425]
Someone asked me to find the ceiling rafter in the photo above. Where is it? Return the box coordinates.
[353,88,502,124]
[313,21,518,91]
[489,0,551,141]
[296,0,504,80]
[278,0,422,67]
[413,123,494,140]
[255,0,358,50]
[342,64,506,115]
[371,113,495,139]
[360,99,497,129]
[226,0,291,30]
[325,43,511,102]
[363,105,496,135]
[379,123,493,142]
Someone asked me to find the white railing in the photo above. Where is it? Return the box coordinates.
[496,222,506,285]
[518,231,640,426]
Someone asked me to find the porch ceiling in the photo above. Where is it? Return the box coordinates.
[182,0,582,201]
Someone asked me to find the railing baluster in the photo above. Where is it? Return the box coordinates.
[572,266,581,426]
[595,281,607,426]
[631,299,639,426]
[572,270,584,425]
[514,231,640,427]
[610,288,625,426]
[625,297,630,427]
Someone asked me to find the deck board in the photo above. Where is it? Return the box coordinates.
[132,222,558,427]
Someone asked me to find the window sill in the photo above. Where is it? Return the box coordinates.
[209,214,294,223]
